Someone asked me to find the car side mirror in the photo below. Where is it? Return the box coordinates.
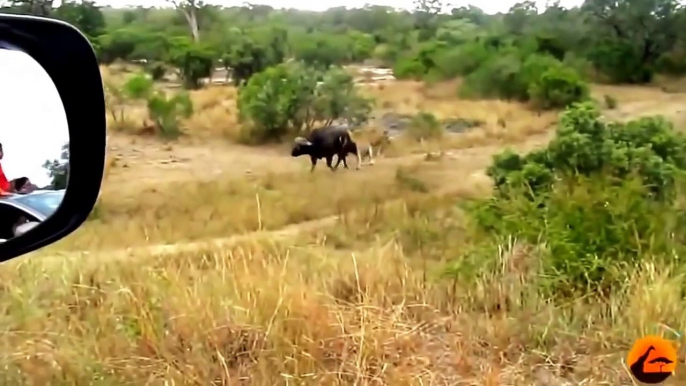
[0,14,105,262]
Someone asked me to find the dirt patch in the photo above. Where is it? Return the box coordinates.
[105,134,298,195]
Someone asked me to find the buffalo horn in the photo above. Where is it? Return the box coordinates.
[294,137,312,146]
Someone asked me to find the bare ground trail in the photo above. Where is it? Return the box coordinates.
[43,88,686,262]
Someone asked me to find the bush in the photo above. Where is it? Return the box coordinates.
[460,51,588,109]
[460,54,526,100]
[392,57,426,80]
[433,42,491,78]
[528,66,589,109]
[291,33,349,69]
[460,102,686,297]
[313,67,374,127]
[104,74,154,131]
[588,40,653,84]
[237,62,373,143]
[372,43,400,65]
[562,51,595,79]
[146,91,193,138]
[122,73,154,99]
[490,102,686,199]
[468,174,683,297]
[112,73,193,138]
[237,63,318,142]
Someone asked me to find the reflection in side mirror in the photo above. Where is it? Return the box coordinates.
[0,47,69,243]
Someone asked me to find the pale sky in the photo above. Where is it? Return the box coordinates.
[89,0,585,15]
[0,49,69,188]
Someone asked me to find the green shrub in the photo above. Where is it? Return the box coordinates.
[237,62,373,143]
[447,42,493,76]
[588,40,653,84]
[519,53,564,84]
[528,66,589,109]
[460,54,526,100]
[430,48,463,80]
[372,43,400,65]
[146,91,194,138]
[458,102,686,297]
[562,51,595,79]
[112,73,193,139]
[312,66,374,127]
[392,57,426,80]
[424,42,494,81]
[460,51,589,109]
[490,102,686,200]
[122,73,153,99]
[237,64,307,142]
[468,174,683,297]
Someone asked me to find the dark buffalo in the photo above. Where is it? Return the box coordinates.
[291,126,362,172]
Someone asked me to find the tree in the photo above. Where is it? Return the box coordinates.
[222,34,275,86]
[165,36,214,89]
[504,1,539,35]
[450,5,488,26]
[413,0,444,41]
[166,0,201,42]
[43,143,69,190]
[53,0,106,39]
[582,0,682,82]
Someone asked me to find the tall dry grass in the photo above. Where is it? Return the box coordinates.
[5,193,686,384]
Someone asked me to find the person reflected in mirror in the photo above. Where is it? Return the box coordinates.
[0,143,37,195]
[11,177,37,194]
[0,143,11,196]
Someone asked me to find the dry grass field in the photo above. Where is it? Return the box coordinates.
[4,64,686,384]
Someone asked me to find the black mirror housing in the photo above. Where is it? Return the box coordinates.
[0,14,106,262]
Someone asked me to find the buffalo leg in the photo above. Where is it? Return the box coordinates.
[310,156,317,172]
[333,154,343,169]
[326,155,336,171]
[336,153,349,169]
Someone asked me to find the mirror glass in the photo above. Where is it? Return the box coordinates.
[0,47,69,243]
